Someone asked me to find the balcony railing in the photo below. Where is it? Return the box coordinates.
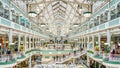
[0,54,16,65]
[103,54,120,64]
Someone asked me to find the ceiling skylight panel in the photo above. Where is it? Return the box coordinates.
[69,0,74,2]
[45,13,49,19]
[60,7,66,11]
[77,0,84,3]
[46,0,50,1]
[70,13,74,19]
[52,4,59,9]
[60,1,67,7]
[47,5,52,11]
[66,5,71,11]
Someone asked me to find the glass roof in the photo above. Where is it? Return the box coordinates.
[12,0,108,37]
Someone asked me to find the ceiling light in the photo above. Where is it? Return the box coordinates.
[28,11,37,17]
[40,23,46,27]
[69,28,72,31]
[46,28,49,31]
[79,7,83,12]
[73,23,79,27]
[83,12,92,17]
[49,52,52,54]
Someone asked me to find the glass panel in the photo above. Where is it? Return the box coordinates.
[4,9,9,19]
[0,5,4,17]
[110,9,117,20]
[117,2,120,17]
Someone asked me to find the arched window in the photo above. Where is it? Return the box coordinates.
[16,13,19,24]
[89,22,94,28]
[3,5,9,19]
[100,14,104,24]
[94,16,99,26]
[117,2,120,17]
[11,9,16,22]
[110,6,117,20]
[103,10,108,23]
[0,1,4,17]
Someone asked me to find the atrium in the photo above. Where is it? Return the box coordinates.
[0,0,119,68]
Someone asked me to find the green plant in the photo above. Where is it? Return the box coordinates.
[104,45,110,53]
[87,50,94,54]
[94,46,99,51]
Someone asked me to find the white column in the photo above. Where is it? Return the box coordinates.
[92,35,94,51]
[24,35,27,52]
[108,9,111,21]
[87,36,89,50]
[84,36,86,48]
[39,38,40,46]
[29,56,31,68]
[34,37,37,47]
[29,36,31,50]
[98,33,101,51]
[32,37,34,49]
[87,55,90,67]
[18,34,21,52]
[34,37,36,49]
[37,38,39,48]
[82,37,83,48]
[9,9,12,21]
[8,29,13,45]
[107,30,111,46]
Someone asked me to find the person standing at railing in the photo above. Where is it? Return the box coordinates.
[6,48,11,61]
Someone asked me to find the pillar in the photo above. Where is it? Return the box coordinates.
[84,36,86,49]
[72,58,76,64]
[87,35,89,50]
[107,30,111,46]
[92,35,94,51]
[24,35,27,52]
[32,36,34,49]
[87,55,90,67]
[82,37,83,48]
[9,8,12,21]
[18,34,21,52]
[107,8,111,21]
[29,56,31,68]
[8,29,13,45]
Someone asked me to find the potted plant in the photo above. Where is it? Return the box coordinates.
[104,45,110,54]
[103,44,110,60]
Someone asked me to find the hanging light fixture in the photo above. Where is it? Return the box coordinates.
[28,4,37,17]
[40,23,46,27]
[83,11,92,17]
[28,11,37,17]
[73,23,79,27]
[83,4,92,17]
